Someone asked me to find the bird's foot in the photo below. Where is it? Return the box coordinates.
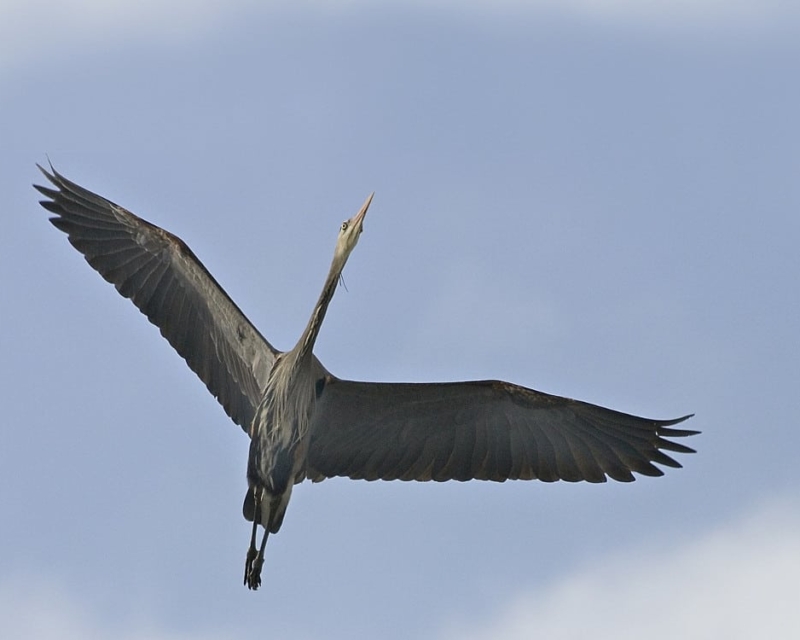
[244,546,258,587]
[244,548,264,590]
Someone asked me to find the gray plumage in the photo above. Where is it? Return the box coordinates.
[34,164,697,590]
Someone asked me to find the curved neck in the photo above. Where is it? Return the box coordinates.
[292,252,346,362]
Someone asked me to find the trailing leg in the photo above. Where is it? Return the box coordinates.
[243,487,263,588]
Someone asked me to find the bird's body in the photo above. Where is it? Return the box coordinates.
[247,352,313,524]
[34,165,697,590]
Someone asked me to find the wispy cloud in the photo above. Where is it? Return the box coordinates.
[3,0,797,75]
[0,0,252,74]
[438,496,800,640]
[0,580,235,640]
[488,0,796,30]
[3,498,795,639]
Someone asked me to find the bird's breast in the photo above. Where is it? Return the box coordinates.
[246,370,317,493]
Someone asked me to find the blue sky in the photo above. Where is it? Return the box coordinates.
[2,1,799,638]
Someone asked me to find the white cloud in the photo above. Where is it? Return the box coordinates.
[4,499,795,640]
[0,580,231,640]
[438,497,800,640]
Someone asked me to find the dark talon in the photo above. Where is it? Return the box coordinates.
[246,553,264,590]
[244,546,258,586]
[244,522,270,590]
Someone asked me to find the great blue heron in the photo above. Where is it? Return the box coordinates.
[34,164,696,590]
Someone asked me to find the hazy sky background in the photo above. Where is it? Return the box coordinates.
[2,1,799,638]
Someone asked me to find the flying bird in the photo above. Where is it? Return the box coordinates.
[34,164,697,590]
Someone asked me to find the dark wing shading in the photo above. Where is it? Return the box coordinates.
[34,164,278,432]
[306,379,697,483]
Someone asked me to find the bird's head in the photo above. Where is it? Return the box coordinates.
[334,192,374,261]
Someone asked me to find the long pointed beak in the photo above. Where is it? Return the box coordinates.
[353,192,374,231]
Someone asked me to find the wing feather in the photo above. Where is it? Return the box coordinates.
[306,379,696,484]
[34,164,278,431]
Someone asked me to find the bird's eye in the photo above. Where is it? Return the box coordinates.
[341,221,349,231]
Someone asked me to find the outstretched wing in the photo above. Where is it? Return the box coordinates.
[306,378,696,483]
[34,164,278,432]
